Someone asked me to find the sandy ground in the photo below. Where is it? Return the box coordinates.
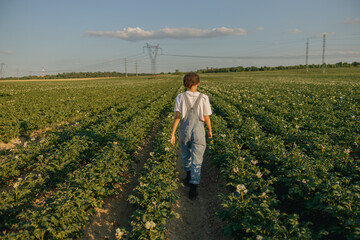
[79,121,160,240]
[165,148,232,240]
[79,143,151,240]
[0,77,118,82]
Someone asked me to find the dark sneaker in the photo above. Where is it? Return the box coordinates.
[185,171,191,186]
[189,183,198,200]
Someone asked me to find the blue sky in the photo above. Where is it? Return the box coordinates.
[0,0,359,76]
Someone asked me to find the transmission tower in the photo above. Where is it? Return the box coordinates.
[322,34,326,73]
[305,38,309,73]
[42,66,46,78]
[0,63,5,77]
[143,43,162,74]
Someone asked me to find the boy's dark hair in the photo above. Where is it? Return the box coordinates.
[183,72,200,89]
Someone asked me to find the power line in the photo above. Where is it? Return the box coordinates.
[162,53,307,60]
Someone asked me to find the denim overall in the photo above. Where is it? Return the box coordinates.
[179,92,206,184]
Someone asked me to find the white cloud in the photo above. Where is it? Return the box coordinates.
[85,27,247,41]
[314,32,336,38]
[288,29,301,34]
[343,17,360,24]
[337,50,360,55]
[1,50,14,54]
[256,26,264,31]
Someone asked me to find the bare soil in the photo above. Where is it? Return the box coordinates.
[0,77,118,82]
[79,120,161,240]
[0,136,29,151]
[0,117,82,151]
[165,149,232,240]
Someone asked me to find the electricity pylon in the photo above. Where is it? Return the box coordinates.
[0,63,5,77]
[143,43,162,74]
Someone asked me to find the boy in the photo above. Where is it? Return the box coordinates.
[170,72,212,200]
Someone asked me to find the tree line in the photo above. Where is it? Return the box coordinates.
[1,62,359,80]
[196,61,360,73]
[0,71,151,80]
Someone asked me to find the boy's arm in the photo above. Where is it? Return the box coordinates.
[171,111,181,146]
[204,115,212,139]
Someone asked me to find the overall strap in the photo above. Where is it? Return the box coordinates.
[183,93,191,110]
[192,93,203,110]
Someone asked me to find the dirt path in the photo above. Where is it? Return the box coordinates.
[0,77,118,82]
[79,120,161,240]
[166,148,232,240]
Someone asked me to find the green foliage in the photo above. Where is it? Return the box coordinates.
[196,62,360,74]
[202,69,360,239]
[0,76,180,239]
[1,70,359,239]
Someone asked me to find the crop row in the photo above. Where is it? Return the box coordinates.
[209,113,312,239]
[0,80,138,142]
[0,88,169,229]
[116,108,181,239]
[0,85,179,239]
[203,83,359,159]
[206,91,359,239]
[204,86,359,184]
[0,85,168,186]
[0,77,176,142]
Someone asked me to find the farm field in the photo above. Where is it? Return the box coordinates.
[0,68,359,239]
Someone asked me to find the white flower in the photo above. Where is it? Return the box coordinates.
[261,192,267,198]
[344,149,350,155]
[251,160,258,165]
[140,182,147,187]
[165,147,170,152]
[236,184,247,194]
[149,152,154,157]
[13,182,20,189]
[220,134,226,138]
[233,167,239,173]
[113,141,118,145]
[256,172,263,178]
[115,228,124,239]
[15,155,19,159]
[295,125,300,130]
[302,179,307,184]
[31,137,35,141]
[256,235,263,240]
[145,221,156,229]
[152,201,156,205]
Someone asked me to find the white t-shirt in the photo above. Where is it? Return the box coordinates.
[174,91,212,122]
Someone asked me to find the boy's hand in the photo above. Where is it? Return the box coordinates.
[170,135,176,146]
[208,131,213,139]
